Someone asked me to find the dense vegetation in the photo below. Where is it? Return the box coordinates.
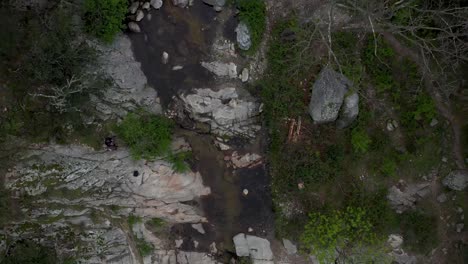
[116,113,174,160]
[236,0,267,52]
[258,13,444,260]
[83,0,127,42]
[0,5,108,144]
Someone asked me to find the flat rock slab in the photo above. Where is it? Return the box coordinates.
[233,233,273,262]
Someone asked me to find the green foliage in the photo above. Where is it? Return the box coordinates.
[116,113,174,160]
[147,218,165,229]
[301,206,377,262]
[331,31,363,85]
[236,0,266,52]
[1,241,57,264]
[135,238,154,257]
[167,151,192,173]
[381,158,397,177]
[258,19,304,125]
[397,210,438,253]
[128,215,142,227]
[362,36,396,93]
[0,185,12,228]
[351,128,371,153]
[83,0,127,42]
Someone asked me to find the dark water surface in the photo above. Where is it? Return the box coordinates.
[128,1,218,106]
[128,2,274,257]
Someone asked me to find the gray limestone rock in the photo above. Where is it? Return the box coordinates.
[172,0,189,8]
[150,0,163,9]
[309,67,352,123]
[233,233,273,263]
[282,239,298,255]
[179,86,260,137]
[201,61,237,78]
[336,92,359,128]
[387,183,431,213]
[128,22,141,33]
[235,22,252,51]
[442,170,468,191]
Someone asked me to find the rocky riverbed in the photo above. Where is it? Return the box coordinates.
[0,1,292,263]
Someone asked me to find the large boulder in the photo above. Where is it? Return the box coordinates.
[387,183,430,213]
[178,86,261,137]
[443,170,468,191]
[308,67,352,123]
[336,92,359,128]
[235,22,252,51]
[233,234,274,263]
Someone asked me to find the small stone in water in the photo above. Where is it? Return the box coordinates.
[243,189,249,196]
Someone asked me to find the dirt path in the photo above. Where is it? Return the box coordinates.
[382,33,466,170]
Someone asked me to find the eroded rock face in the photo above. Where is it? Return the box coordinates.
[178,87,261,137]
[308,67,353,124]
[442,170,468,191]
[91,34,161,120]
[201,61,238,79]
[4,143,212,262]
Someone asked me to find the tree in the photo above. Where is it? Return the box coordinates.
[83,0,127,42]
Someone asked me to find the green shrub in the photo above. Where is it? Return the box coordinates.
[167,151,192,173]
[351,128,371,153]
[301,207,381,263]
[116,113,174,160]
[381,158,397,177]
[236,0,266,52]
[83,0,127,42]
[135,238,153,257]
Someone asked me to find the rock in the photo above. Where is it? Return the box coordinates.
[202,0,226,11]
[388,234,404,249]
[243,189,249,196]
[233,234,273,262]
[201,61,237,79]
[442,170,468,191]
[282,239,298,255]
[178,87,260,137]
[177,251,219,264]
[387,183,431,213]
[129,1,139,14]
[162,51,169,64]
[235,22,252,51]
[128,22,141,33]
[191,223,206,234]
[437,193,448,203]
[230,152,262,168]
[142,2,150,9]
[135,10,144,21]
[308,67,352,123]
[430,118,439,127]
[146,13,152,21]
[175,239,184,248]
[172,0,188,8]
[92,35,161,120]
[210,242,218,254]
[172,65,184,71]
[336,92,359,128]
[214,141,230,150]
[150,0,163,9]
[241,68,249,82]
[387,119,399,131]
[456,223,464,233]
[248,227,253,232]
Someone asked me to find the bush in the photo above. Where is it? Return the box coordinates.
[83,0,127,42]
[236,0,266,52]
[301,206,383,263]
[167,151,192,173]
[351,128,371,153]
[116,113,174,160]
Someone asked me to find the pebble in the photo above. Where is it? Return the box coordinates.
[162,51,169,64]
[243,189,249,196]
